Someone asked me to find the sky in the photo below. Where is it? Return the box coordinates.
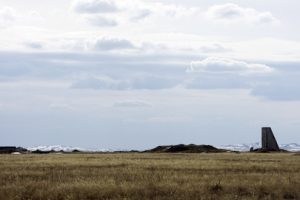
[0,0,300,150]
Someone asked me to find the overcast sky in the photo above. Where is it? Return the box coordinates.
[0,0,300,150]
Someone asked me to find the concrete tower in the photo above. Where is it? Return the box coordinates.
[261,127,280,151]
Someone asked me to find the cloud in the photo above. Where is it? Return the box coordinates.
[131,75,178,90]
[85,15,118,27]
[185,57,275,90]
[71,77,130,90]
[0,7,17,28]
[113,100,152,108]
[206,3,278,24]
[251,73,300,101]
[2,50,300,101]
[24,42,43,49]
[184,74,249,90]
[72,0,198,27]
[130,9,152,21]
[71,75,178,90]
[50,103,73,110]
[199,44,231,53]
[146,116,191,123]
[21,36,136,52]
[90,37,136,51]
[188,57,273,74]
[72,0,118,14]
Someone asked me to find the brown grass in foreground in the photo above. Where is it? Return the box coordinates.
[0,153,299,200]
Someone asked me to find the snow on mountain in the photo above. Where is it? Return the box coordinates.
[219,143,300,152]
[219,142,260,152]
[27,143,300,153]
[279,143,300,152]
[27,145,111,152]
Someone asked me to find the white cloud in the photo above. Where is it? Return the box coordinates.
[199,43,231,53]
[113,100,152,108]
[72,0,118,14]
[0,7,17,28]
[188,57,273,74]
[72,0,198,27]
[206,3,278,24]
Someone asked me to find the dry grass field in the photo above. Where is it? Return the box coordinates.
[0,153,299,200]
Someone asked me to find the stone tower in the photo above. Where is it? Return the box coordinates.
[261,127,280,151]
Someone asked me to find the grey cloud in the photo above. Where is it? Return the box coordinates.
[113,100,152,108]
[50,103,73,110]
[208,3,243,19]
[71,77,130,90]
[251,72,300,101]
[2,51,300,101]
[257,12,277,24]
[185,74,250,90]
[131,75,178,90]
[130,9,152,21]
[92,38,136,51]
[86,15,118,27]
[206,3,278,24]
[73,0,118,14]
[71,75,179,90]
[24,42,43,49]
[0,51,189,81]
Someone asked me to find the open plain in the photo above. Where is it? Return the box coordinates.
[0,153,299,200]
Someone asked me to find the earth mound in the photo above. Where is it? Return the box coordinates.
[146,144,227,153]
[251,148,289,153]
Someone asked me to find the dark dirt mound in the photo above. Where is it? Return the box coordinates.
[0,146,27,154]
[251,148,289,153]
[145,144,227,153]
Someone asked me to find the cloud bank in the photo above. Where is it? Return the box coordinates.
[72,0,198,27]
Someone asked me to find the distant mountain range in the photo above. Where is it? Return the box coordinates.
[218,143,300,152]
[27,145,111,153]
[26,143,300,153]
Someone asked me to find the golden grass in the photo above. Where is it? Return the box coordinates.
[0,153,299,200]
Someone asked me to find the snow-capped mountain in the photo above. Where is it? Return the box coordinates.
[27,143,300,153]
[279,143,300,152]
[27,145,111,152]
[219,143,260,152]
[219,143,300,152]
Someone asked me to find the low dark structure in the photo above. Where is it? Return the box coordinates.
[261,127,280,151]
[146,144,227,153]
[0,146,27,154]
